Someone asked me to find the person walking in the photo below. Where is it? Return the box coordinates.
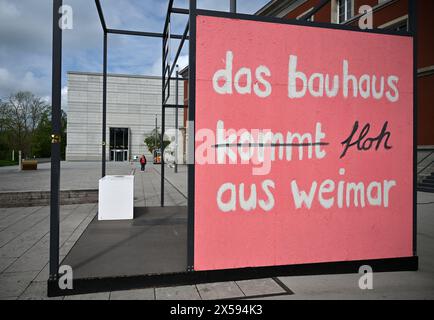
[140,154,147,172]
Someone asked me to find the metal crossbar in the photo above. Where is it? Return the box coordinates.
[107,28,187,39]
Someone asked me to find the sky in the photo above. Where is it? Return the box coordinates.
[0,0,271,110]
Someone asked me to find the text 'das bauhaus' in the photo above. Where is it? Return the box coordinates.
[194,15,413,271]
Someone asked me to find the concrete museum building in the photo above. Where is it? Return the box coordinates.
[66,72,185,162]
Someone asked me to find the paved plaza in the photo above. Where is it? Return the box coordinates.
[0,162,433,300]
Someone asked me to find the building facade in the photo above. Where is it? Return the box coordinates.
[66,72,185,161]
[256,0,434,145]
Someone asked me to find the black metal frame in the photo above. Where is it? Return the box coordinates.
[49,0,62,281]
[48,0,190,283]
[161,0,190,208]
[49,0,418,295]
[187,0,197,272]
[410,0,418,256]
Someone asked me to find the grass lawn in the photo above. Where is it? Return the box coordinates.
[0,160,19,167]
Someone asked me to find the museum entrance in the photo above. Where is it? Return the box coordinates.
[109,128,129,162]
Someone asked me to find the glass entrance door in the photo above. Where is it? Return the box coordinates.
[109,128,129,162]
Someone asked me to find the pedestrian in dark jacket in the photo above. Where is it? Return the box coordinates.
[140,154,147,172]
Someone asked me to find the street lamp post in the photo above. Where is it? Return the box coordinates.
[230,0,236,13]
[155,114,158,157]
[175,65,179,173]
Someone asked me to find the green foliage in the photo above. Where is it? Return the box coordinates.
[0,160,18,167]
[31,111,50,158]
[31,109,67,159]
[144,128,170,154]
[0,91,67,160]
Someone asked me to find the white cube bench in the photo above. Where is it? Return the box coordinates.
[98,175,134,221]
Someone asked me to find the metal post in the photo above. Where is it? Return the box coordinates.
[161,115,165,206]
[102,31,107,177]
[155,114,158,154]
[49,0,62,281]
[161,102,166,207]
[230,0,236,13]
[175,65,179,173]
[18,150,22,171]
[161,32,165,207]
[409,0,418,256]
[187,0,197,272]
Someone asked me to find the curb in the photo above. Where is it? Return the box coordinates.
[0,189,98,208]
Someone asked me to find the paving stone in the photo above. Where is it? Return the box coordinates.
[0,207,20,221]
[156,285,201,300]
[60,213,89,234]
[3,210,83,274]
[0,271,38,298]
[33,263,49,282]
[59,214,89,245]
[0,257,16,273]
[236,278,287,297]
[0,207,48,248]
[5,234,50,272]
[196,282,244,300]
[0,205,85,260]
[65,224,91,243]
[0,221,49,259]
[0,212,50,255]
[18,281,63,300]
[6,248,49,273]
[0,207,43,232]
[73,204,97,215]
[110,288,155,300]
[59,241,76,256]
[60,216,95,248]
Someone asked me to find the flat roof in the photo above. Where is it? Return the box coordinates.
[67,71,164,80]
[68,71,188,80]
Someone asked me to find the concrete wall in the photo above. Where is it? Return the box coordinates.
[66,72,185,161]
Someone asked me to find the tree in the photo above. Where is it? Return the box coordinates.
[144,128,171,154]
[0,92,49,158]
[32,109,67,159]
[0,99,11,160]
[31,110,51,158]
[0,91,67,160]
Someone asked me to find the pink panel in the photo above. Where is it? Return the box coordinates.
[194,15,413,271]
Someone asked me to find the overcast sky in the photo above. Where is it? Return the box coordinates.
[0,0,270,109]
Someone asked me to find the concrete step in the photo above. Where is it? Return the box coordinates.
[419,182,434,187]
[419,177,434,183]
[0,189,98,208]
[417,186,434,193]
